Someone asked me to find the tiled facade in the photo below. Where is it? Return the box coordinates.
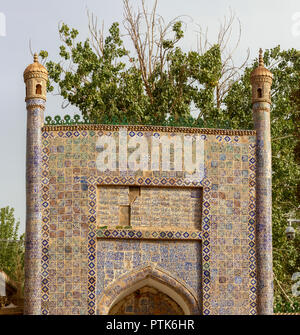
[36,126,257,315]
[23,51,274,315]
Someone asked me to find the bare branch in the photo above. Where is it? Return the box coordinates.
[196,8,249,108]
[122,0,190,99]
[28,39,34,58]
[87,9,104,58]
[274,275,296,307]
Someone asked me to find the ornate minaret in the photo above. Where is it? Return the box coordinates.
[250,49,273,314]
[23,53,48,314]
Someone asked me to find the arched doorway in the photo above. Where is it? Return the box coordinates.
[109,286,184,315]
[97,265,201,315]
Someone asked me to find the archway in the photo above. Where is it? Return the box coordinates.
[97,265,201,315]
[109,285,184,315]
[35,84,42,95]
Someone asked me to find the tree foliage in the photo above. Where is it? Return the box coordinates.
[40,1,300,313]
[0,206,25,285]
[40,1,222,125]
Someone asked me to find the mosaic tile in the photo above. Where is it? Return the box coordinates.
[24,122,263,315]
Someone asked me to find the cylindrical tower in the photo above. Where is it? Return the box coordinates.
[250,49,273,314]
[23,53,48,314]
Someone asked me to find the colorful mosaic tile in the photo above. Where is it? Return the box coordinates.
[97,229,202,240]
[96,239,202,310]
[35,126,258,315]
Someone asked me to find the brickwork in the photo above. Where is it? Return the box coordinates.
[97,186,202,229]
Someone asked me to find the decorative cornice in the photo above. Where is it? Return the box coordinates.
[42,123,256,136]
[24,72,48,81]
[26,98,46,105]
[252,98,272,105]
[252,107,270,112]
[25,96,46,103]
[26,103,46,111]
[252,103,271,112]
[251,76,273,84]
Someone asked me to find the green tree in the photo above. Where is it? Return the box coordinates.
[40,1,222,126]
[0,206,25,284]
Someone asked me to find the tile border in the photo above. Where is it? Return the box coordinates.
[248,143,257,314]
[96,228,202,241]
[42,123,255,136]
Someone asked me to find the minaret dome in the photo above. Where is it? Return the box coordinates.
[250,48,273,104]
[23,53,48,101]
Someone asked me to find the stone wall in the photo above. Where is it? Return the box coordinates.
[97,186,202,229]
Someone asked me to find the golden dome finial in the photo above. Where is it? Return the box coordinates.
[24,53,48,84]
[250,48,273,104]
[259,48,264,67]
[250,48,272,82]
[33,53,38,63]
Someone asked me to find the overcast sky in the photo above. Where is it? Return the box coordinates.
[0,0,299,234]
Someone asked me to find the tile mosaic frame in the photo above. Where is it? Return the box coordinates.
[41,135,50,314]
[40,126,257,315]
[248,143,257,314]
[97,264,201,315]
[96,228,202,240]
[93,177,210,315]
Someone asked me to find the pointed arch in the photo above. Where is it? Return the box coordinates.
[97,265,201,315]
[257,88,262,98]
[35,84,42,95]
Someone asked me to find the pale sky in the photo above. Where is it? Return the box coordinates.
[0,0,299,234]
